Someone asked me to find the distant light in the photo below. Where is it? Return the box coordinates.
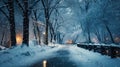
[43,32,46,35]
[16,34,22,45]
[106,50,109,53]
[92,38,98,43]
[66,40,73,44]
[116,51,118,54]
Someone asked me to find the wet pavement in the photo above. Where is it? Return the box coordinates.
[31,47,77,67]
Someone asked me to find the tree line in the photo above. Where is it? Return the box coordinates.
[0,0,64,47]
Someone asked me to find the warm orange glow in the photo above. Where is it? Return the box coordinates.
[16,34,22,45]
[66,40,73,44]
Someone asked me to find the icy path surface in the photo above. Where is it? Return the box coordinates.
[31,45,120,67]
[31,45,77,67]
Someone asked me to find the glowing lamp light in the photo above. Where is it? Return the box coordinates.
[16,34,22,45]
[43,32,46,35]
[43,60,47,67]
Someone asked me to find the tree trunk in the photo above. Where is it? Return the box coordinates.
[36,25,41,44]
[57,32,60,43]
[88,30,91,43]
[49,22,55,43]
[0,31,5,45]
[45,13,49,45]
[86,23,91,43]
[41,0,49,45]
[22,0,29,46]
[44,6,49,45]
[8,0,16,46]
[94,27,101,43]
[105,25,115,43]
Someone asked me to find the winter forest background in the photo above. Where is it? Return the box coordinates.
[0,0,120,47]
[0,0,120,67]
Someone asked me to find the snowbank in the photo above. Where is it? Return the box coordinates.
[68,45,120,67]
[0,43,62,67]
[0,45,6,50]
[78,43,120,47]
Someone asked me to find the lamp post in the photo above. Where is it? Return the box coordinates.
[43,32,46,44]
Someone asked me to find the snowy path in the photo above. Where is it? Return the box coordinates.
[0,45,120,67]
[31,45,120,67]
[31,46,77,67]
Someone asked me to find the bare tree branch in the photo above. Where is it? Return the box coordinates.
[41,0,46,9]
[0,9,9,19]
[0,4,8,9]
[15,0,24,12]
[29,0,41,10]
[2,0,10,11]
[49,0,61,16]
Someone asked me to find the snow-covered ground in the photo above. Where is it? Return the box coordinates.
[0,44,62,67]
[68,45,120,67]
[0,44,120,67]
[0,45,6,50]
